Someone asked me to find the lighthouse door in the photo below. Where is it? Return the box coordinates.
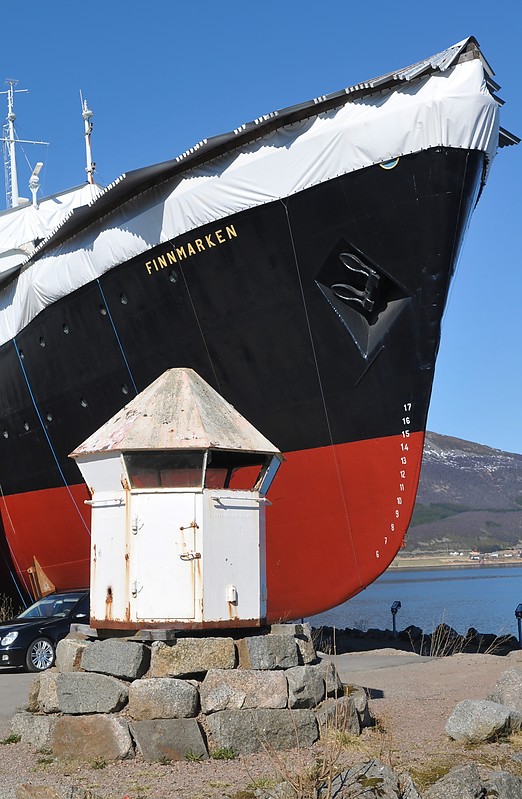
[129,492,199,620]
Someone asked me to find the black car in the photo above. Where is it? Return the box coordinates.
[0,590,89,672]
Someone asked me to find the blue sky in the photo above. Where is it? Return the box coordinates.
[2,1,521,453]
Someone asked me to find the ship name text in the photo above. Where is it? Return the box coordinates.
[145,224,238,275]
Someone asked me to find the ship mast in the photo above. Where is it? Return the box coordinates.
[2,79,27,208]
[0,79,48,209]
[80,92,95,185]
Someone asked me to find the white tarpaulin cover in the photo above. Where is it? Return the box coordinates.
[0,57,500,347]
[0,183,100,255]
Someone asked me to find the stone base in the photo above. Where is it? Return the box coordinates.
[14,623,371,762]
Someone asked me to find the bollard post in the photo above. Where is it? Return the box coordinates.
[391,600,401,639]
[516,605,522,648]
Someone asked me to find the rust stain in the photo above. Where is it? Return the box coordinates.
[125,602,131,622]
[90,617,262,631]
[92,543,97,585]
[124,486,131,612]
[124,487,130,529]
[105,585,113,621]
[189,559,194,597]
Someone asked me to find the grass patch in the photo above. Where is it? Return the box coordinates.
[211,746,237,760]
[408,757,457,791]
[90,756,107,770]
[247,776,276,790]
[185,750,204,762]
[0,733,21,745]
[333,731,364,749]
[36,755,54,766]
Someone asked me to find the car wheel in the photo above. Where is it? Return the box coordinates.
[25,637,55,672]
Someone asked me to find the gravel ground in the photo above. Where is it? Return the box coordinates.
[2,650,522,798]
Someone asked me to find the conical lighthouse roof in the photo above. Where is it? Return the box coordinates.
[70,368,281,457]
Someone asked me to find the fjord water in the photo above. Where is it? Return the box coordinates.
[307,566,522,638]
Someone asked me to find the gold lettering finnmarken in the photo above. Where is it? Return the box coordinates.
[145,224,238,275]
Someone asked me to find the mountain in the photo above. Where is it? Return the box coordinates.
[406,432,522,552]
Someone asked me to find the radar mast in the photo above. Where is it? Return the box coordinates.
[80,92,95,185]
[0,79,48,209]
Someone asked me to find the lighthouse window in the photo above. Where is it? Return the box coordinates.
[205,450,268,490]
[124,451,205,489]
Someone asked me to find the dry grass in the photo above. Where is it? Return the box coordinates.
[408,615,514,658]
[252,660,358,799]
[0,594,18,622]
[505,730,522,747]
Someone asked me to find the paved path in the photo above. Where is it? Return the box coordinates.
[0,647,505,735]
[319,650,432,681]
[0,652,427,729]
[0,669,34,733]
[0,652,430,728]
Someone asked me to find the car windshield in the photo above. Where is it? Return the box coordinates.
[17,592,85,619]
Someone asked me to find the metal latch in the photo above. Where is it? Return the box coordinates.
[131,516,143,535]
[84,497,124,508]
[179,551,201,561]
[180,521,199,531]
[213,497,272,508]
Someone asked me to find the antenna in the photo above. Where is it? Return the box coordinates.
[80,91,95,185]
[1,79,27,208]
[0,79,48,209]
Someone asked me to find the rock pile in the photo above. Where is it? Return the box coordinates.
[445,666,522,743]
[15,759,522,799]
[314,624,519,656]
[422,763,522,799]
[238,759,522,799]
[11,623,372,763]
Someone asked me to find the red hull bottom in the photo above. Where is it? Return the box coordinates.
[1,432,424,621]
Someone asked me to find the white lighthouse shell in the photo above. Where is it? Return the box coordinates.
[70,368,282,630]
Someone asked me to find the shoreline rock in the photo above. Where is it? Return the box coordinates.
[312,624,520,657]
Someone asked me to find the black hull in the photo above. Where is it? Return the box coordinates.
[0,146,483,616]
[1,147,481,488]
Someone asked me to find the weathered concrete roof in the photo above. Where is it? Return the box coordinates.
[70,368,281,457]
